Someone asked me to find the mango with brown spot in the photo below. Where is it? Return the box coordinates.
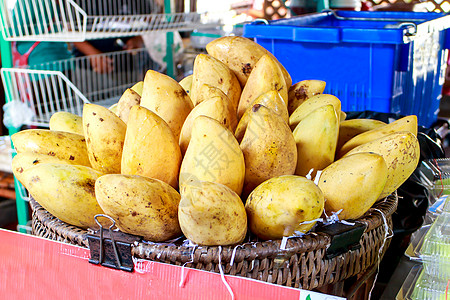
[140,70,193,141]
[206,36,292,88]
[344,131,420,199]
[121,106,181,189]
[245,175,324,240]
[83,103,127,174]
[95,174,182,242]
[189,53,241,115]
[11,129,90,167]
[19,163,104,229]
[178,180,247,246]
[338,115,418,158]
[237,54,288,120]
[12,152,79,184]
[240,104,297,197]
[288,80,326,115]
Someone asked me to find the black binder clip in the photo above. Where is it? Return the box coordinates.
[316,221,367,260]
[87,214,141,272]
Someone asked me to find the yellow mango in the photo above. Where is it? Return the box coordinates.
[289,94,341,130]
[116,88,141,123]
[49,111,84,135]
[179,96,237,155]
[95,174,182,242]
[193,83,237,113]
[83,103,126,174]
[338,115,418,158]
[344,131,420,199]
[237,54,288,120]
[121,106,181,188]
[206,36,292,87]
[340,111,347,122]
[11,129,90,167]
[246,175,324,240]
[235,90,289,143]
[108,103,118,115]
[130,81,144,97]
[337,118,387,152]
[190,54,241,114]
[179,74,193,96]
[20,163,104,229]
[140,70,193,141]
[240,104,297,197]
[12,152,78,184]
[288,80,326,115]
[178,180,247,246]
[293,104,339,177]
[180,116,245,195]
[318,152,388,220]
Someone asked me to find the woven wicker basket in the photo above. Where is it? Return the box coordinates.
[30,193,397,291]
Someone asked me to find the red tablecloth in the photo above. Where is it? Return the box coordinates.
[0,229,344,300]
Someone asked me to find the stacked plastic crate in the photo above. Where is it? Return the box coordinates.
[244,10,450,128]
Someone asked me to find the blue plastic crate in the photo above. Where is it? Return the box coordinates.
[243,11,450,127]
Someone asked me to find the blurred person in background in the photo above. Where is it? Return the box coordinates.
[69,0,155,103]
[11,0,72,69]
[71,0,155,74]
[9,0,151,116]
[72,36,144,74]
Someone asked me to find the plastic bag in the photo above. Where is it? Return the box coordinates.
[141,31,184,72]
[2,100,35,128]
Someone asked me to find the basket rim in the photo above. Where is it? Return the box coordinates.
[30,192,398,264]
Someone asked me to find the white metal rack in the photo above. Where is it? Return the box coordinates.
[0,0,217,41]
[1,48,154,126]
[0,0,218,231]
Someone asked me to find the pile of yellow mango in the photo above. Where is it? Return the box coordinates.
[12,36,420,246]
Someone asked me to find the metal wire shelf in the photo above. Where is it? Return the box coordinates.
[1,47,154,127]
[0,0,219,41]
[0,0,211,234]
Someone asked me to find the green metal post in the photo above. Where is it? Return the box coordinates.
[0,3,30,232]
[316,0,330,12]
[164,0,175,79]
[6,127,29,233]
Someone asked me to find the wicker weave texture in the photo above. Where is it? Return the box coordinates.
[30,193,397,290]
